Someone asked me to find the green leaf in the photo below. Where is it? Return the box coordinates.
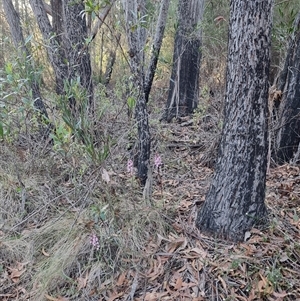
[5,62,13,75]
[0,122,4,139]
[127,97,136,110]
[24,34,33,45]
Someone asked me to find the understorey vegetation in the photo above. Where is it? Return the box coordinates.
[1,0,300,300]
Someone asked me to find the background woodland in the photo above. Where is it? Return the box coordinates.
[1,0,300,300]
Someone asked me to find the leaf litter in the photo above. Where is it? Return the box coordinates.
[1,107,300,300]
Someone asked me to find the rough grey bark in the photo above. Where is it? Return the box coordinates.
[0,2,5,68]
[63,0,94,114]
[14,0,20,14]
[29,0,68,96]
[3,0,49,120]
[196,0,273,242]
[144,0,170,103]
[164,0,204,122]
[276,13,300,93]
[123,0,150,185]
[275,12,300,164]
[50,0,64,46]
[103,33,121,86]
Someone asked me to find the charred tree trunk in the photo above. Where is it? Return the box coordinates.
[3,0,48,120]
[275,12,300,164]
[123,0,150,185]
[164,0,204,122]
[144,0,170,103]
[196,0,273,242]
[29,0,68,96]
[103,33,121,86]
[49,0,68,96]
[63,0,94,115]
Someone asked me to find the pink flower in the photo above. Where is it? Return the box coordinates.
[127,159,134,174]
[154,154,162,170]
[90,234,100,250]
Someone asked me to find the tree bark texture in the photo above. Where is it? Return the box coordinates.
[63,0,94,114]
[3,0,49,120]
[103,33,121,86]
[275,12,300,164]
[165,0,204,122]
[123,0,150,185]
[144,0,170,103]
[29,0,68,96]
[196,0,273,242]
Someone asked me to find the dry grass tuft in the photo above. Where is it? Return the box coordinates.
[0,132,174,300]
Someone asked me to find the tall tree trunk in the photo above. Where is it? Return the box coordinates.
[63,0,94,115]
[144,0,170,103]
[49,0,67,96]
[29,0,68,96]
[0,1,6,68]
[164,0,204,122]
[123,0,150,185]
[103,33,121,86]
[3,0,49,120]
[50,0,64,49]
[196,0,273,242]
[274,12,300,164]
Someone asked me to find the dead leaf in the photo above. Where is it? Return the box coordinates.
[147,256,163,281]
[45,294,69,301]
[57,297,69,301]
[77,273,88,291]
[189,247,207,258]
[279,252,289,263]
[272,291,288,298]
[102,168,110,183]
[167,237,187,253]
[42,247,50,257]
[144,292,169,301]
[174,276,183,290]
[107,292,124,301]
[244,231,251,241]
[214,16,226,24]
[8,266,26,283]
[257,273,273,295]
[218,275,228,293]
[179,200,193,209]
[116,272,126,286]
[44,295,57,301]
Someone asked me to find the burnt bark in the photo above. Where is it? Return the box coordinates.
[63,0,94,114]
[29,0,68,96]
[164,0,204,122]
[144,0,170,103]
[275,12,300,164]
[123,0,150,185]
[103,33,121,86]
[196,0,273,242]
[50,0,64,42]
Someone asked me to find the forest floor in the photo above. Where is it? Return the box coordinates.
[1,86,300,301]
